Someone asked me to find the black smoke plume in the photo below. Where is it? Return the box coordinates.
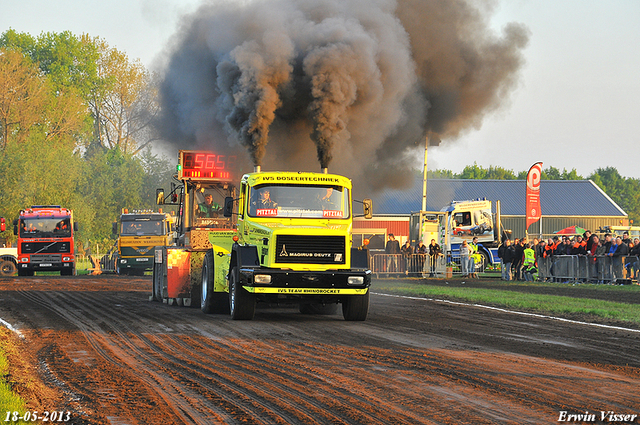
[157,0,529,192]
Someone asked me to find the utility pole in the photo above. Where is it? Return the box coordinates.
[422,134,428,212]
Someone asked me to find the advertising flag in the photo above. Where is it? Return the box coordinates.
[526,162,543,230]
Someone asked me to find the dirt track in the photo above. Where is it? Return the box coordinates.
[0,275,639,424]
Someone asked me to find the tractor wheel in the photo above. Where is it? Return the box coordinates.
[201,251,230,314]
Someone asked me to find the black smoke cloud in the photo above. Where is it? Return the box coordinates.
[157,0,529,193]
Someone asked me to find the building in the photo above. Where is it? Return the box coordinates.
[354,178,628,248]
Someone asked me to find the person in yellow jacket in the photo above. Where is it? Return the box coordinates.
[522,243,537,281]
[468,237,482,278]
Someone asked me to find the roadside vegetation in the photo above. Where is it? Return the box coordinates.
[0,328,30,424]
[373,278,640,326]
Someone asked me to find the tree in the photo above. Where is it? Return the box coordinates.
[88,42,159,154]
[0,48,47,148]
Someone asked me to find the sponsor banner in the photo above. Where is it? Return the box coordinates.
[526,162,543,230]
[256,208,278,217]
[245,287,368,295]
[322,210,343,218]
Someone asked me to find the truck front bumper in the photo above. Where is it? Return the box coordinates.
[118,256,153,269]
[237,268,371,296]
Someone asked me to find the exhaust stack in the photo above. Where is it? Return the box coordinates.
[321,168,328,174]
[254,165,261,173]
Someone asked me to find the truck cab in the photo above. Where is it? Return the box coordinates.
[220,171,372,320]
[13,206,78,276]
[113,210,176,275]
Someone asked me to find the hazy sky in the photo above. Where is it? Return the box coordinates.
[2,0,639,179]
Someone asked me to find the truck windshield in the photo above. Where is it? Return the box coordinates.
[20,218,71,238]
[248,184,350,219]
[121,219,164,236]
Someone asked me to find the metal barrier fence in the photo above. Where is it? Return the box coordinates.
[76,253,117,274]
[371,254,485,277]
[537,255,639,283]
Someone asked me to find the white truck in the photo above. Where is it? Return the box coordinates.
[0,217,17,276]
[411,199,508,270]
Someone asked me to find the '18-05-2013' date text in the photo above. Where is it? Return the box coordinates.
[4,411,71,422]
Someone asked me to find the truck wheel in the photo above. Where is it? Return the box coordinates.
[0,260,16,276]
[342,292,370,321]
[151,261,162,301]
[478,252,490,273]
[60,266,74,276]
[229,267,255,320]
[300,303,339,315]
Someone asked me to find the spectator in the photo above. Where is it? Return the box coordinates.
[460,240,470,277]
[629,238,640,280]
[385,234,401,275]
[401,240,413,275]
[513,238,525,280]
[570,236,586,256]
[414,240,428,274]
[622,231,632,247]
[610,237,629,282]
[584,231,594,253]
[469,236,482,278]
[522,243,537,281]
[428,239,442,277]
[499,239,515,281]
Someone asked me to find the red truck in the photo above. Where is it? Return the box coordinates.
[13,206,78,276]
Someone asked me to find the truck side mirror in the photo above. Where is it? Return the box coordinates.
[363,198,373,219]
[73,222,79,232]
[112,222,118,235]
[156,189,165,205]
[223,197,234,217]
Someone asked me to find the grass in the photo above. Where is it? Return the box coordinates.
[373,280,640,325]
[0,328,28,424]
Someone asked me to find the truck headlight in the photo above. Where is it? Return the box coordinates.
[254,274,272,284]
[348,276,364,285]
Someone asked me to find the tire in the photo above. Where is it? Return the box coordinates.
[342,291,370,321]
[229,267,255,320]
[201,251,232,314]
[300,303,339,315]
[18,268,34,277]
[478,252,490,272]
[201,251,215,313]
[151,261,162,301]
[0,260,17,276]
[60,266,74,276]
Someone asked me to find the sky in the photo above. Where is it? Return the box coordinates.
[2,0,640,179]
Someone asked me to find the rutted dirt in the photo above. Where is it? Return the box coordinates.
[0,275,639,424]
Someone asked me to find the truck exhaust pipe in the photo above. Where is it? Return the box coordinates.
[321,167,328,174]
[254,165,261,173]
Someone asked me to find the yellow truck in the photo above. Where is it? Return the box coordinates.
[152,150,373,320]
[113,209,175,275]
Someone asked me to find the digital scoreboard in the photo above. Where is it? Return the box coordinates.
[178,150,236,181]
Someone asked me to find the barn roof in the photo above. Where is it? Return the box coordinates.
[372,179,627,217]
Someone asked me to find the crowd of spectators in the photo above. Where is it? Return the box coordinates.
[497,230,640,283]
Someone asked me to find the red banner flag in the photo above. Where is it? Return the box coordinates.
[526,162,543,230]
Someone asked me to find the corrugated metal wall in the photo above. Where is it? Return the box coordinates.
[502,215,629,239]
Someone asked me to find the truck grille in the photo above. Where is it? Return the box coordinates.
[31,254,62,263]
[275,235,346,264]
[21,242,70,254]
